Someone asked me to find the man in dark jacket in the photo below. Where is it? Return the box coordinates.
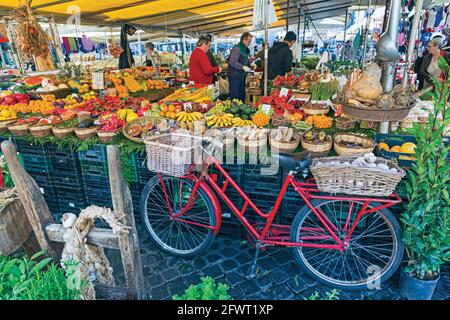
[227,32,253,101]
[267,31,297,80]
[204,34,219,83]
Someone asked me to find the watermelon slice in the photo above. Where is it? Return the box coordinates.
[24,76,44,86]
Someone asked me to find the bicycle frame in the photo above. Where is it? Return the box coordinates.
[159,155,402,252]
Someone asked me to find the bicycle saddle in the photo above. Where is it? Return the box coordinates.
[277,152,312,172]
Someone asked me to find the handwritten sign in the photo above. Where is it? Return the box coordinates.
[279,87,289,97]
[91,72,105,90]
[261,104,272,114]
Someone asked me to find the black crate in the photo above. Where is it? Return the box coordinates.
[13,139,47,156]
[78,144,107,163]
[243,164,282,195]
[80,162,108,177]
[21,154,53,174]
[135,152,155,185]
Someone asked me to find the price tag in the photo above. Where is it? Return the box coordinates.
[91,72,105,90]
[279,87,289,97]
[261,104,272,114]
[183,102,192,111]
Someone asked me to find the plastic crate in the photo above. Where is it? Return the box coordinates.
[80,162,108,177]
[21,154,53,174]
[135,152,155,185]
[13,138,47,156]
[374,134,417,168]
[78,144,107,163]
[243,164,282,195]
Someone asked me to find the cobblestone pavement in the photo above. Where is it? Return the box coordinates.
[106,223,449,300]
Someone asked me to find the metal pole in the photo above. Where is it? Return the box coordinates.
[361,0,373,65]
[286,0,290,30]
[343,8,348,42]
[137,30,142,66]
[402,0,424,87]
[264,0,269,96]
[300,14,307,61]
[180,32,185,63]
[379,0,401,134]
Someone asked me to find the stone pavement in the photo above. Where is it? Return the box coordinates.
[105,223,450,300]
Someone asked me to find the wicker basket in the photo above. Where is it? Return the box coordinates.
[237,136,268,153]
[303,103,331,115]
[0,120,17,133]
[343,103,414,122]
[98,131,117,143]
[74,126,98,140]
[301,136,332,157]
[310,155,406,197]
[29,125,53,138]
[8,123,31,136]
[144,133,203,177]
[269,133,301,153]
[335,117,358,130]
[123,116,165,143]
[333,133,375,156]
[52,126,74,138]
[29,87,72,100]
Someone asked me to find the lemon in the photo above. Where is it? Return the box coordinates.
[390,145,402,153]
[401,142,416,154]
[1,109,11,117]
[378,142,390,151]
[399,155,416,160]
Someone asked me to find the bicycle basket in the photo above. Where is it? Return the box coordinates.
[310,155,406,197]
[144,133,204,177]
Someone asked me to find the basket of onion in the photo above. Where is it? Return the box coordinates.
[98,114,125,143]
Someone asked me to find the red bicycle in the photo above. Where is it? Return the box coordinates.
[139,136,404,290]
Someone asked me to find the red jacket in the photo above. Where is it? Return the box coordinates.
[189,48,219,85]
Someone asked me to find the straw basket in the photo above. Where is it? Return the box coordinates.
[300,136,332,158]
[123,116,165,143]
[303,101,331,115]
[0,194,31,256]
[0,120,17,133]
[310,155,405,197]
[333,133,375,156]
[144,133,204,177]
[52,126,74,138]
[29,125,52,138]
[74,126,98,140]
[8,123,31,136]
[269,133,301,153]
[98,131,118,143]
[335,117,358,130]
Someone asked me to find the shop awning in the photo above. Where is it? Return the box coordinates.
[0,0,385,36]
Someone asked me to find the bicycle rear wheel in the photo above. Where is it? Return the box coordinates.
[290,199,403,290]
[140,175,216,257]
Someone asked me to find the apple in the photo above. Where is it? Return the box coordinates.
[4,95,16,105]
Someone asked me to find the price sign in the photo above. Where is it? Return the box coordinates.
[91,72,105,90]
[261,104,272,114]
[183,102,192,111]
[279,87,289,97]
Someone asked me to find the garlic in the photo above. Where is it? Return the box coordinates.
[377,163,390,170]
[364,153,377,163]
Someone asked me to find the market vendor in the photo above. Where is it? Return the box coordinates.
[419,37,450,89]
[145,42,161,69]
[227,32,254,101]
[189,35,221,85]
[267,31,297,80]
[203,34,219,83]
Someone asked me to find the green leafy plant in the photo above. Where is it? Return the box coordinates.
[308,289,340,300]
[400,56,450,280]
[172,276,232,300]
[0,252,85,300]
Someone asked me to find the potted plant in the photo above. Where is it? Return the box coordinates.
[399,58,450,300]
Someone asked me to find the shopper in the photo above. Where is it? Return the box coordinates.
[414,48,429,90]
[144,42,161,68]
[227,32,253,101]
[267,31,297,80]
[189,35,220,85]
[419,37,450,89]
[203,34,219,83]
[340,40,354,61]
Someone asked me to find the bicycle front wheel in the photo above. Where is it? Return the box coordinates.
[290,199,403,290]
[140,175,216,257]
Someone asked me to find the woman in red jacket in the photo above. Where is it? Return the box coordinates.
[189,36,221,85]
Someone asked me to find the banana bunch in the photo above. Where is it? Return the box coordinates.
[232,117,253,127]
[177,111,203,123]
[206,113,234,127]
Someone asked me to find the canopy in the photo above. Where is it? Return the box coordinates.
[0,0,383,37]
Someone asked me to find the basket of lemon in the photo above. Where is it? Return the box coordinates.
[375,134,417,168]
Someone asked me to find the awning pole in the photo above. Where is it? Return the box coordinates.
[402,0,423,88]
[137,30,142,66]
[343,8,348,42]
[264,0,269,96]
[361,0,373,65]
[286,0,290,30]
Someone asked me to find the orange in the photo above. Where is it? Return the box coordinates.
[160,105,168,113]
[168,105,175,112]
[390,145,402,153]
[401,142,416,154]
[378,142,390,151]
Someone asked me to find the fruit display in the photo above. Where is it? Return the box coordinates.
[272,75,302,88]
[305,115,333,129]
[225,100,256,120]
[206,113,234,128]
[107,44,124,58]
[160,85,214,103]
[231,117,254,127]
[177,111,203,123]
[251,105,272,127]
